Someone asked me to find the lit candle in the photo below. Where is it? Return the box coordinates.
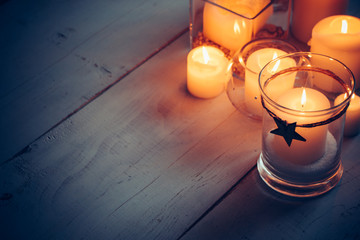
[269,88,331,165]
[203,1,273,51]
[245,48,295,117]
[310,15,360,89]
[335,93,360,137]
[187,46,230,98]
[291,0,348,43]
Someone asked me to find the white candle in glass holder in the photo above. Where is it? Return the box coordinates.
[335,93,360,137]
[187,46,230,98]
[310,15,360,89]
[245,48,295,117]
[270,88,331,165]
[203,1,273,52]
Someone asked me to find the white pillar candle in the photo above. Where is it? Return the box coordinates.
[310,15,360,89]
[203,1,273,51]
[245,48,295,117]
[270,88,331,165]
[335,93,360,137]
[187,46,230,98]
[291,0,348,43]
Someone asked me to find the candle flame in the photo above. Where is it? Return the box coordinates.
[301,88,306,108]
[202,46,210,64]
[234,20,241,34]
[341,19,348,33]
[271,52,280,72]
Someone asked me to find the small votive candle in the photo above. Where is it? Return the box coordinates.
[335,93,360,137]
[187,46,230,98]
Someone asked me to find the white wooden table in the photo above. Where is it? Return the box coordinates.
[1,1,360,239]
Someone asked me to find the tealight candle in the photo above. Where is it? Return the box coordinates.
[270,88,331,165]
[187,46,230,98]
[203,1,272,51]
[244,48,295,117]
[335,93,360,137]
[310,15,360,89]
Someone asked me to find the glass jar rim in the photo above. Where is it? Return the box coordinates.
[259,52,355,115]
[236,38,298,75]
[204,0,273,20]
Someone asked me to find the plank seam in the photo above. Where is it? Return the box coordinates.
[2,27,189,166]
[176,165,257,240]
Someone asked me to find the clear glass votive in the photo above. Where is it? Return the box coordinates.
[258,52,355,197]
[226,38,297,120]
[189,0,291,55]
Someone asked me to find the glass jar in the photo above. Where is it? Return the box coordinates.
[258,52,355,197]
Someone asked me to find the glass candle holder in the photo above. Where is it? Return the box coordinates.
[258,52,355,197]
[226,38,297,120]
[189,0,291,55]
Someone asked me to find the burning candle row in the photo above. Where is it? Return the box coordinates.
[186,14,360,136]
[187,0,359,196]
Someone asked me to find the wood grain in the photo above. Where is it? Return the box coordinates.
[181,135,360,240]
[0,0,188,162]
[0,34,261,240]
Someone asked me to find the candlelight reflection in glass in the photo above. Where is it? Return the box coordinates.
[258,52,355,197]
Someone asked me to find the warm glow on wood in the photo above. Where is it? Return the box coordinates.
[202,46,210,64]
[341,19,348,33]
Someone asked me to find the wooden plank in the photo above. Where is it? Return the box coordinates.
[0,34,261,240]
[181,134,360,240]
[0,0,188,161]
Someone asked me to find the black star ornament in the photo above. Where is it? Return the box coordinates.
[270,118,306,147]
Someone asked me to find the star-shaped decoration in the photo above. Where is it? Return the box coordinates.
[270,118,306,147]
